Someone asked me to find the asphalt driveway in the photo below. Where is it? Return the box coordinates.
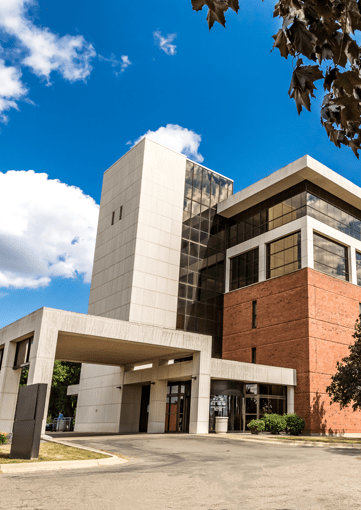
[1,433,361,510]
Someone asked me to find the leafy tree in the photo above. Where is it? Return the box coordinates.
[327,317,361,411]
[20,361,81,419]
[191,0,361,157]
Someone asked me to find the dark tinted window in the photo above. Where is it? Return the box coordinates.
[229,248,259,291]
[267,232,301,279]
[313,233,349,281]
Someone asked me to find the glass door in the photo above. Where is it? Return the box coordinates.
[165,382,191,433]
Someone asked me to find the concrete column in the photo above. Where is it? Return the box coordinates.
[349,246,357,285]
[259,243,266,282]
[287,386,295,414]
[75,364,125,433]
[0,342,22,433]
[27,317,58,433]
[147,360,167,433]
[189,351,211,434]
[301,223,313,269]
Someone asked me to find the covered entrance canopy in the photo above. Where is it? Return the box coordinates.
[0,307,212,434]
[55,332,196,367]
[0,307,296,435]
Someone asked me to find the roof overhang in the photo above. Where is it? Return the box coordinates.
[55,331,197,366]
[217,155,361,218]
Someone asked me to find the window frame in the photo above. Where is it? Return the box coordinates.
[252,346,257,363]
[313,232,349,282]
[229,247,259,291]
[13,337,33,370]
[266,231,301,280]
[252,301,257,329]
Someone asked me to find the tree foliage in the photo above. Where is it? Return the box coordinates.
[191,0,361,157]
[20,361,81,419]
[326,317,361,411]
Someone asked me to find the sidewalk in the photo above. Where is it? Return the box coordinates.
[210,432,361,448]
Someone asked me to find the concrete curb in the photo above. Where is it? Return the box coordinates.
[0,437,128,474]
[210,433,361,449]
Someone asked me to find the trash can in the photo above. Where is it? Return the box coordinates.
[215,416,229,434]
[56,419,66,432]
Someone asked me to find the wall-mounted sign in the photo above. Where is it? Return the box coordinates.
[210,395,227,412]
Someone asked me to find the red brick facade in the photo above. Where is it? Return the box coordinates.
[223,268,361,434]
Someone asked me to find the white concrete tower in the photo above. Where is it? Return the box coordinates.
[88,137,187,328]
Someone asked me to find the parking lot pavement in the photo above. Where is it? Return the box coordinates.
[2,433,361,510]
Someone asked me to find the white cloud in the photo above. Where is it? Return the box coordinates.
[98,53,131,75]
[0,59,28,122]
[0,170,99,289]
[0,0,97,123]
[0,0,95,82]
[132,124,204,162]
[153,31,177,56]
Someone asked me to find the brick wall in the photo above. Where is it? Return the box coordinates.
[223,268,361,434]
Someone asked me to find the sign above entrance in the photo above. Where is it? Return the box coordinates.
[210,395,227,412]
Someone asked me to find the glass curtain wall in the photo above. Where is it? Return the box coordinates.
[229,248,259,291]
[228,181,361,249]
[313,233,349,281]
[245,384,287,428]
[209,380,287,432]
[176,161,233,358]
[267,232,301,279]
[228,182,306,248]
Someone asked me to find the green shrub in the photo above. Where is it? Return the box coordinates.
[247,419,265,434]
[283,413,305,435]
[0,432,8,445]
[262,413,272,432]
[262,413,287,434]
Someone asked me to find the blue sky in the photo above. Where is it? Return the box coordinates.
[0,0,360,328]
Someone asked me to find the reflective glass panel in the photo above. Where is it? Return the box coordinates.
[313,233,348,281]
[267,232,301,279]
[230,248,259,291]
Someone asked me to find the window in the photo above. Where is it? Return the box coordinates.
[13,337,32,369]
[307,188,361,242]
[227,180,361,249]
[244,384,287,428]
[111,211,115,225]
[252,347,256,364]
[359,302,361,316]
[228,182,307,248]
[313,233,349,281]
[267,232,301,279]
[229,248,259,291]
[119,206,123,220]
[252,301,257,329]
[356,252,361,286]
[0,347,4,371]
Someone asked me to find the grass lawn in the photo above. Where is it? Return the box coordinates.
[0,442,110,464]
[274,435,361,444]
[227,434,361,444]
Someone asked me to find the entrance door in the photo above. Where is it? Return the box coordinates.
[139,385,150,433]
[165,381,191,433]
